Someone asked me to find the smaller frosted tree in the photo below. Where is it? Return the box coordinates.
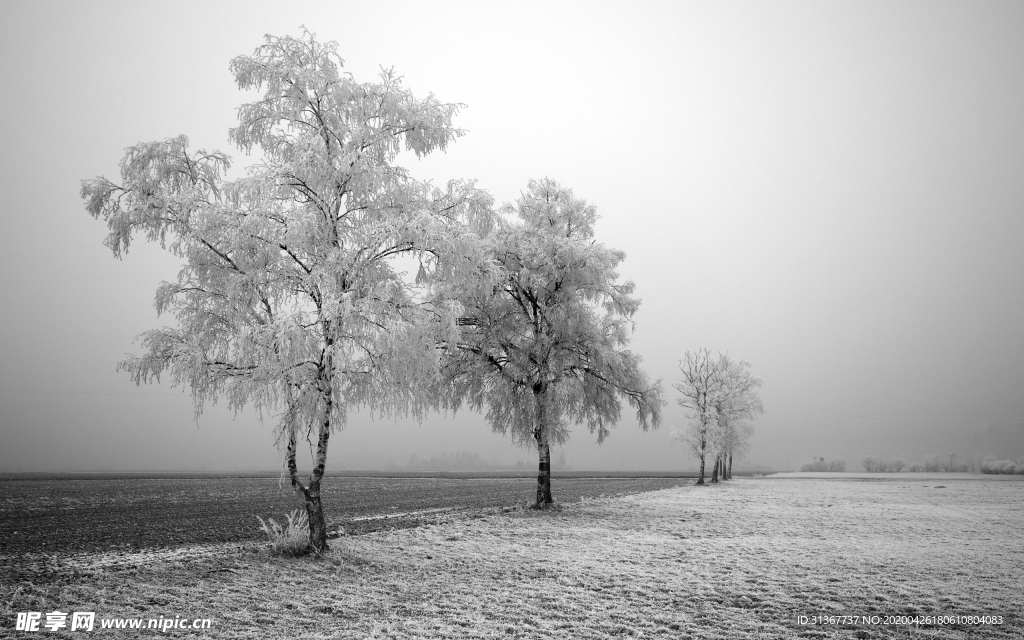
[672,417,712,480]
[709,355,762,481]
[442,179,663,507]
[719,420,754,479]
[673,351,761,484]
[673,349,720,485]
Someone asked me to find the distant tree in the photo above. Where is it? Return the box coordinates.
[673,417,709,480]
[723,420,754,478]
[979,454,1023,474]
[441,179,663,507]
[673,351,761,484]
[672,349,720,485]
[81,32,494,553]
[708,355,762,481]
[802,457,829,472]
[407,451,494,471]
[862,457,905,472]
[886,458,906,472]
[710,448,723,483]
[861,457,880,472]
[800,457,845,472]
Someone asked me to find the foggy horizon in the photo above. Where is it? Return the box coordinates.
[2,1,1023,475]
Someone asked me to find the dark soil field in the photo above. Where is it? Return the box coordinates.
[0,473,690,565]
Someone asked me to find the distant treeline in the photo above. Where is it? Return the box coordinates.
[799,453,1024,474]
[800,457,846,472]
[396,451,572,472]
[980,455,1024,475]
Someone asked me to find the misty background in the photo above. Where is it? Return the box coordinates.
[1,1,1023,473]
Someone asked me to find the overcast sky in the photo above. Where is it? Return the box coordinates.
[1,0,1023,473]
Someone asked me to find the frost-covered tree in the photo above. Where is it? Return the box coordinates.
[673,351,761,484]
[672,417,710,481]
[81,31,494,552]
[721,420,754,478]
[672,349,720,485]
[709,355,762,481]
[441,179,663,507]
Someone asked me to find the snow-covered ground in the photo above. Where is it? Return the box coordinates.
[6,477,1021,638]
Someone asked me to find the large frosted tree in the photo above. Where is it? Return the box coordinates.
[81,32,494,552]
[441,179,663,507]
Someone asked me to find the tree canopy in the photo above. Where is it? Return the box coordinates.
[441,179,664,505]
[82,31,495,551]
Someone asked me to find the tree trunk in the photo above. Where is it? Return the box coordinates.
[711,456,720,483]
[284,387,333,554]
[304,485,328,553]
[285,430,313,555]
[696,429,706,486]
[306,395,332,553]
[533,385,554,507]
[727,453,733,480]
[535,429,553,507]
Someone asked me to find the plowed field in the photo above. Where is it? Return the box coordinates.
[0,474,689,561]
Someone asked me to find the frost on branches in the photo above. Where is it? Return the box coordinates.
[439,179,664,507]
[81,31,496,553]
[672,350,762,485]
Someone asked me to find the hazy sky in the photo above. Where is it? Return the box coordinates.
[2,1,1023,473]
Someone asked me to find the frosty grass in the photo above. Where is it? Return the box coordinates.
[4,477,1021,639]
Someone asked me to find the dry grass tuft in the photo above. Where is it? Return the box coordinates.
[256,509,310,557]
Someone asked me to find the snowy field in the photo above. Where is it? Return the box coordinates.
[4,477,1022,638]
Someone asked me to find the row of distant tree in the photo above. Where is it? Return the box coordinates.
[399,451,571,472]
[800,457,847,472]
[979,456,1024,475]
[800,453,1024,474]
[671,349,763,485]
